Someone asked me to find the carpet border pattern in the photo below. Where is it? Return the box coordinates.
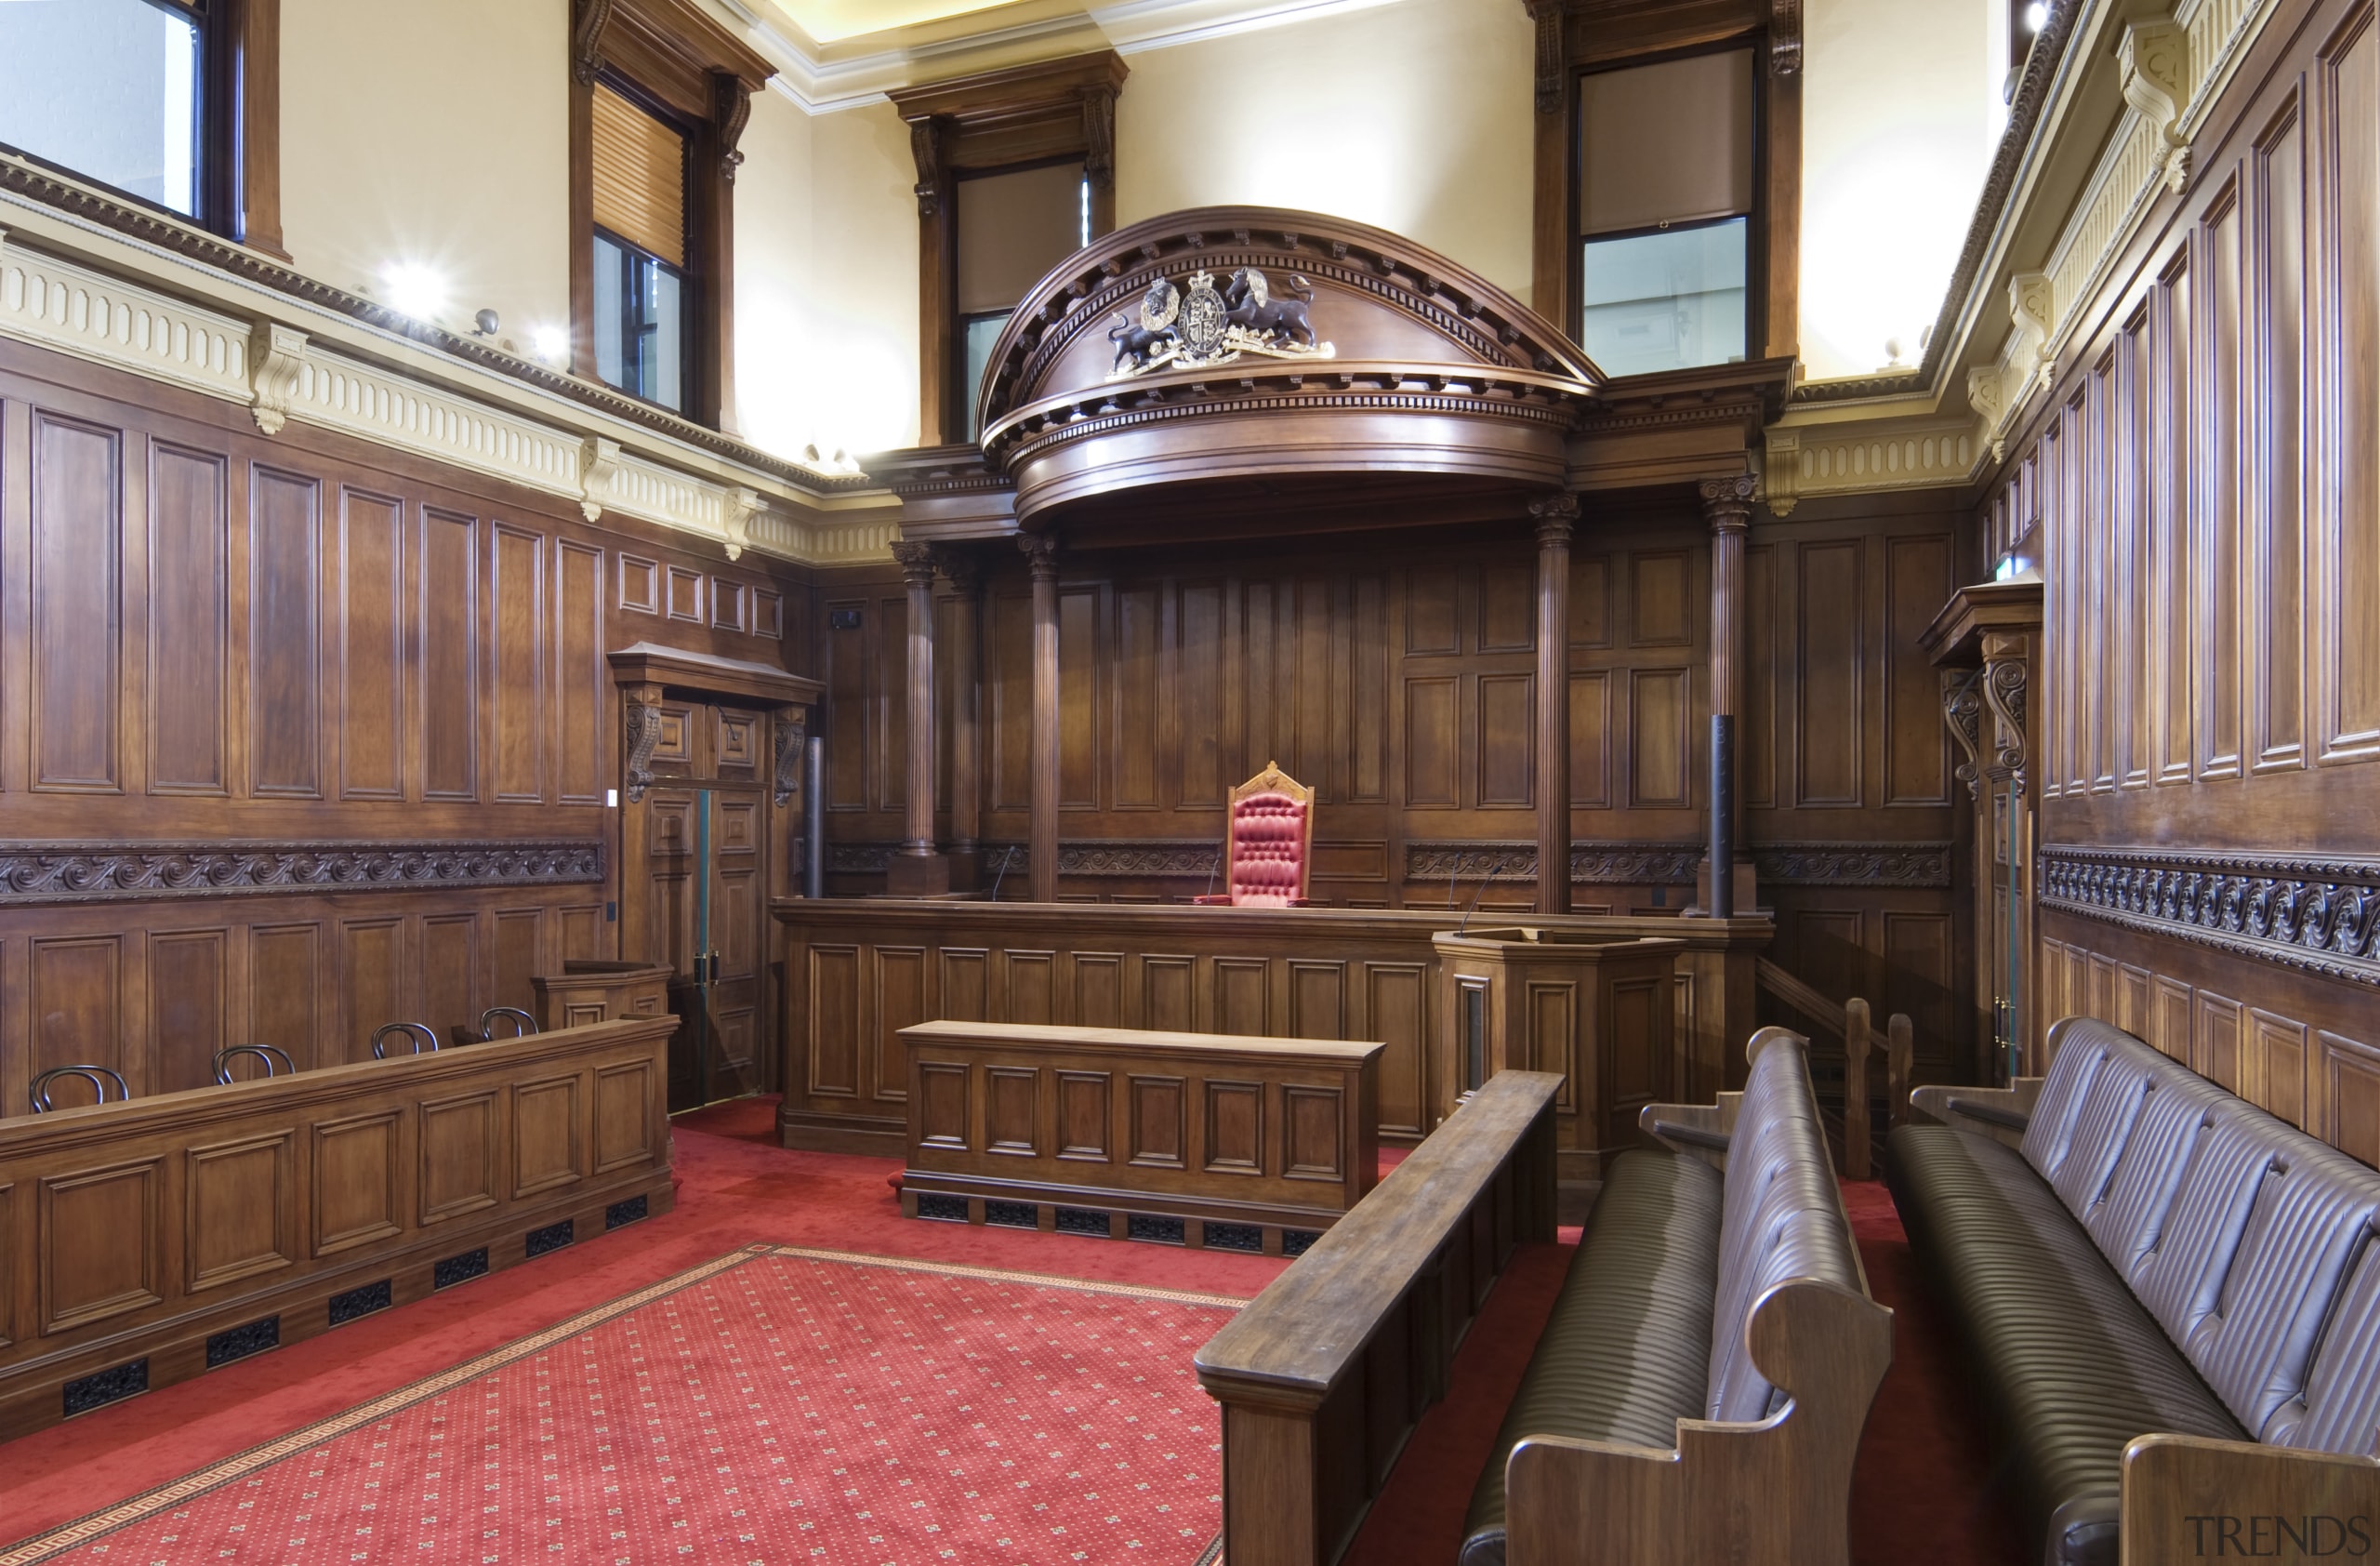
[0,1242,1249,1565]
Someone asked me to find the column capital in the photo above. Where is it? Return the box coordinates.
[1698,472,1758,533]
[1018,532,1061,581]
[890,539,937,583]
[1528,489,1579,546]
[932,544,986,594]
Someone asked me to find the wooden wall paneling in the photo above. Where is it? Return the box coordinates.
[1114,585,1160,809]
[250,922,323,1068]
[491,524,546,803]
[39,1157,162,1333]
[1059,586,1099,808]
[875,591,906,816]
[29,936,126,1092]
[2252,1007,2309,1125]
[1476,673,1535,807]
[2320,1029,2380,1167]
[148,442,227,794]
[419,508,479,801]
[1884,535,1953,804]
[1742,541,1777,809]
[151,927,229,1094]
[2121,306,2153,790]
[2254,95,2308,776]
[339,488,405,800]
[2318,11,2380,761]
[1174,581,1223,807]
[1404,675,1460,808]
[2156,251,2196,784]
[419,1088,499,1222]
[1351,574,1387,803]
[826,596,870,811]
[247,465,322,798]
[667,565,704,622]
[338,918,406,1066]
[2200,180,2246,780]
[2198,991,2243,1091]
[509,1074,583,1200]
[494,908,546,1018]
[420,913,481,1047]
[31,411,122,793]
[185,1130,293,1292]
[1795,540,1862,805]
[618,553,658,615]
[2087,357,2115,792]
[1627,669,1691,808]
[556,540,605,805]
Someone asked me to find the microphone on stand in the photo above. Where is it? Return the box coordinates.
[1205,847,1221,901]
[989,845,1017,901]
[1457,858,1507,936]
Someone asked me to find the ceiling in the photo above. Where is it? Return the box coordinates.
[764,0,1032,45]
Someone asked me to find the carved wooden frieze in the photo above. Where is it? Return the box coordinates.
[2041,846,2380,989]
[1754,843,1954,890]
[0,841,603,906]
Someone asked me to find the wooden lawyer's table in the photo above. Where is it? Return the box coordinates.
[771,898,1769,1158]
[897,1019,1381,1254]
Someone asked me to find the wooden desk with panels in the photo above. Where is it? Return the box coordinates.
[0,1015,676,1440]
[772,899,1769,1163]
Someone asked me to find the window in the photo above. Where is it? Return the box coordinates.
[1575,49,1756,378]
[954,160,1092,440]
[590,81,690,414]
[0,0,203,217]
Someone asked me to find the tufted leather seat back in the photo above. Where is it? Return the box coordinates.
[1226,791,1308,906]
[1704,1034,1864,1423]
[2024,1017,2126,1183]
[2271,1228,2380,1453]
[2021,1016,2380,1451]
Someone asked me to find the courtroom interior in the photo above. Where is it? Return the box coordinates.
[0,0,2374,1561]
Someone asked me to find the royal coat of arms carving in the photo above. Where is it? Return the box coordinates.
[1106,268,1333,378]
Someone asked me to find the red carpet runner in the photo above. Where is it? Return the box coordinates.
[2,1246,1241,1566]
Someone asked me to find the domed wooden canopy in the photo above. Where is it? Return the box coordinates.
[973,206,1602,534]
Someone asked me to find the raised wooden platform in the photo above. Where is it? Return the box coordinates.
[0,1015,676,1440]
[896,1019,1381,1254]
[773,898,1767,1158]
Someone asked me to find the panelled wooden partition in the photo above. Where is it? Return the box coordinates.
[813,494,1972,1080]
[0,335,810,1110]
[1977,0,2380,1162]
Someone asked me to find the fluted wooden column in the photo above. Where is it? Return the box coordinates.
[1699,474,1757,912]
[1022,534,1061,902]
[937,550,985,890]
[1532,492,1579,916]
[886,540,948,896]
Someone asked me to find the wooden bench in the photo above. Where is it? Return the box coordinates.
[1193,1069,1561,1566]
[897,1020,1381,1254]
[1464,1026,1892,1566]
[1894,1017,2380,1566]
[0,1015,676,1440]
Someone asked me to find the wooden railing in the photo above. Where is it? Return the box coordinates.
[1192,1069,1562,1566]
[1754,958,1912,1179]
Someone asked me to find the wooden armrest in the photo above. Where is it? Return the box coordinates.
[1909,1079,2041,1150]
[1640,1092,1741,1171]
[2122,1433,2380,1564]
[1648,1120,1731,1151]
[1189,895,1232,906]
[1505,1279,1894,1565]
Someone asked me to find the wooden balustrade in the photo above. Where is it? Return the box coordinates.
[0,1015,676,1440]
[1757,958,1916,1177]
[1193,1069,1562,1566]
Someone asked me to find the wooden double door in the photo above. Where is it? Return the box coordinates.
[622,697,774,1111]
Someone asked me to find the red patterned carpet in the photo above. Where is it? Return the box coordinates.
[3,1246,1240,1566]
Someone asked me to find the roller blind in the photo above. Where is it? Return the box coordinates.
[956,162,1086,316]
[592,82,687,268]
[1578,49,1754,236]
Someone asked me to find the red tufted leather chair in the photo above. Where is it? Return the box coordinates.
[1193,761,1316,907]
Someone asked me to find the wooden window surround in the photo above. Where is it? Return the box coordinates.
[892,51,1128,448]
[1523,0,1800,366]
[0,0,282,257]
[567,0,772,431]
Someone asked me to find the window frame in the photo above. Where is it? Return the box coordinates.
[0,0,283,255]
[591,219,694,416]
[946,153,1092,442]
[1569,43,1765,376]
[1526,0,1796,371]
[567,0,769,433]
[892,51,1127,449]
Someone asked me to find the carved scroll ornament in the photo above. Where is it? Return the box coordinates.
[623,691,664,803]
[1980,636,2030,790]
[774,708,805,808]
[1942,668,1986,801]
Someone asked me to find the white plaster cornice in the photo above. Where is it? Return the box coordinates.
[0,171,902,566]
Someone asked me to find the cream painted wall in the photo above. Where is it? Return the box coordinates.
[279,0,572,352]
[1798,0,1997,380]
[1116,0,1536,309]
[734,91,922,459]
